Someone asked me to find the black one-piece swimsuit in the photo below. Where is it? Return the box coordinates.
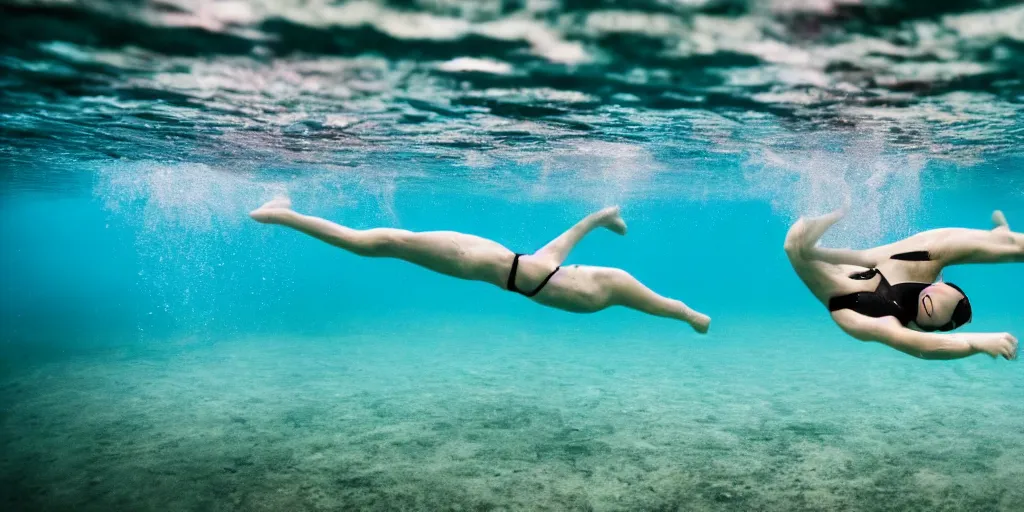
[826,251,932,326]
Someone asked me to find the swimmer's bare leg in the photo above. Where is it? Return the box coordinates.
[783,208,879,267]
[533,206,627,266]
[250,196,394,255]
[598,268,711,333]
[250,196,509,286]
[785,209,845,255]
[924,210,1024,265]
[993,210,1010,232]
[988,210,1023,261]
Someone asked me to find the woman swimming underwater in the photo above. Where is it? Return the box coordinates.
[785,209,1020,360]
[251,197,711,333]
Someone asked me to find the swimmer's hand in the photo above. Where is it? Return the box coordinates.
[969,332,1018,360]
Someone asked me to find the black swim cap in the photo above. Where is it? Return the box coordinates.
[937,282,972,332]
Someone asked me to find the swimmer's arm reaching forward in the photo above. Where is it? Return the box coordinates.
[831,309,1018,360]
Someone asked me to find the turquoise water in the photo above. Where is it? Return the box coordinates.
[3,0,1024,510]
[3,157,1023,510]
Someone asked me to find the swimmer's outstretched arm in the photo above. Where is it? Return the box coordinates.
[832,309,1018,360]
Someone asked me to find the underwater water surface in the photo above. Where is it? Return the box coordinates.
[2,1,1024,511]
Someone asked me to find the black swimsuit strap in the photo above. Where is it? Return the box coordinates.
[891,250,931,261]
[828,268,889,312]
[826,292,854,312]
[506,254,522,292]
[507,253,560,298]
[848,268,880,281]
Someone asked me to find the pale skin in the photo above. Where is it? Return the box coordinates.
[785,209,1021,360]
[250,197,711,333]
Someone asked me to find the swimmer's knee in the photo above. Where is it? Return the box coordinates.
[355,228,401,256]
[783,240,798,257]
[783,219,807,256]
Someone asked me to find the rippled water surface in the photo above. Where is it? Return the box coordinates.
[3,0,1024,170]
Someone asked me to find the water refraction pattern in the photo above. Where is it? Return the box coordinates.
[2,0,1024,171]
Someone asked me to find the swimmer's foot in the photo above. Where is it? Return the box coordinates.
[250,195,293,224]
[796,208,847,248]
[992,210,1010,232]
[597,206,628,235]
[690,313,711,334]
[816,208,848,232]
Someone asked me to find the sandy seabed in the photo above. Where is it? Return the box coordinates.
[2,321,1022,511]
